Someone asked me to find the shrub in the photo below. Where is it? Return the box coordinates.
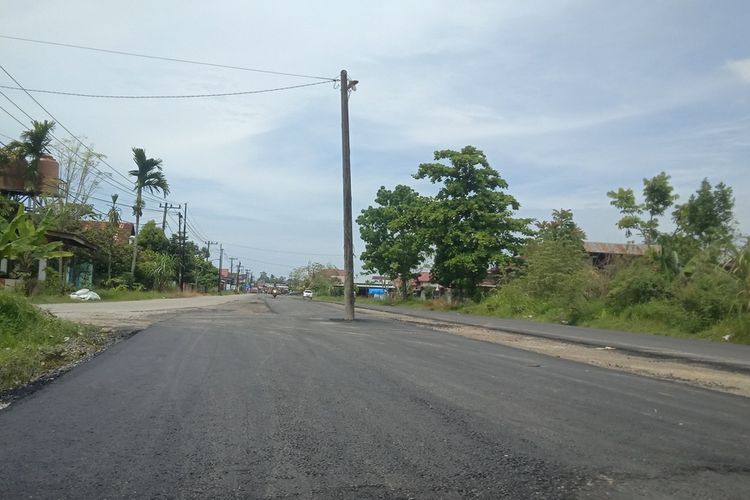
[673,262,740,327]
[606,260,670,312]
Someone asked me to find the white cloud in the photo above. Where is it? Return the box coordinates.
[727,58,750,83]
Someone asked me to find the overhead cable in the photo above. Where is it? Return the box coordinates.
[0,64,177,205]
[0,34,338,82]
[0,81,333,99]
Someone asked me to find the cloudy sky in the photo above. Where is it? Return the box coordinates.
[1,0,748,278]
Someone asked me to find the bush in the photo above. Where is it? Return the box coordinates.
[673,263,740,327]
[606,260,670,312]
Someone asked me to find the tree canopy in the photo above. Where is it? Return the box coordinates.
[357,184,429,296]
[414,146,531,297]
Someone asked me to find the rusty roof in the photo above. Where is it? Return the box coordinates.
[583,241,661,256]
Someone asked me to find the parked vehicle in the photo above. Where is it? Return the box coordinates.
[303,289,313,300]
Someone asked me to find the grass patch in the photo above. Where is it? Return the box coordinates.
[0,292,105,393]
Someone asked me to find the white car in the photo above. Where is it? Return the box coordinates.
[302,289,313,300]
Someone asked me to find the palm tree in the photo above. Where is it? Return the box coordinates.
[7,120,56,190]
[129,148,169,276]
[107,193,121,226]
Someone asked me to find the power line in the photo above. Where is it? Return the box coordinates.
[0,90,139,200]
[0,81,333,99]
[0,34,338,82]
[0,64,177,205]
[222,240,341,257]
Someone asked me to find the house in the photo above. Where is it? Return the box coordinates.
[79,221,135,245]
[0,228,98,290]
[316,268,346,284]
[583,241,661,267]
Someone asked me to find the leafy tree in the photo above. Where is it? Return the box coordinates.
[673,179,735,248]
[535,209,586,244]
[607,172,678,244]
[357,184,430,297]
[129,148,170,275]
[138,220,170,254]
[414,146,530,299]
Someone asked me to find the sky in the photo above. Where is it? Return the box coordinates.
[1,0,748,278]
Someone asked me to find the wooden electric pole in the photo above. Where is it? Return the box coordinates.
[340,69,357,321]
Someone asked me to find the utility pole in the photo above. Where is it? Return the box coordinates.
[181,203,188,291]
[205,240,218,261]
[217,244,223,295]
[236,262,242,293]
[177,212,184,291]
[340,69,358,321]
[228,256,236,292]
[159,203,181,231]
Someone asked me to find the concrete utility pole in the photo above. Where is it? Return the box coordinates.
[340,69,358,321]
[217,244,223,295]
[228,256,236,292]
[205,240,218,261]
[236,261,242,293]
[177,212,184,290]
[159,203,181,231]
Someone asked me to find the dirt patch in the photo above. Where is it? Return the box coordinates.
[361,309,750,398]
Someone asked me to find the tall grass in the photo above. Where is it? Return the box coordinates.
[0,292,97,392]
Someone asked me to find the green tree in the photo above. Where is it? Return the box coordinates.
[414,146,530,299]
[357,184,430,297]
[138,220,170,254]
[535,209,586,244]
[607,172,678,244]
[107,194,121,226]
[129,148,170,275]
[672,179,735,248]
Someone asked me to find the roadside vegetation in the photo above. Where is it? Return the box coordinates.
[0,292,105,394]
[0,122,220,304]
[352,146,749,345]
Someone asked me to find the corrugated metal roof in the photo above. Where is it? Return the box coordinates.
[583,241,661,255]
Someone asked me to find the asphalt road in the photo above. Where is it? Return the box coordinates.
[1,297,749,499]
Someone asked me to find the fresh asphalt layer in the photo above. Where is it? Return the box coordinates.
[355,302,750,372]
[1,296,749,499]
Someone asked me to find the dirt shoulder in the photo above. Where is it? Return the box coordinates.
[359,308,750,398]
[38,294,259,329]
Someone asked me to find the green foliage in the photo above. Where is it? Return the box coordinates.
[673,178,735,248]
[4,120,56,189]
[138,220,170,253]
[606,259,670,312]
[357,184,430,297]
[535,209,586,244]
[0,206,72,263]
[414,145,531,298]
[0,291,89,391]
[673,259,740,327]
[129,147,170,275]
[607,172,677,244]
[137,250,176,291]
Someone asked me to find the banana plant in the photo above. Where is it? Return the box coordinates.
[0,206,72,262]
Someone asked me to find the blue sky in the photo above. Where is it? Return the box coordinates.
[1,0,748,277]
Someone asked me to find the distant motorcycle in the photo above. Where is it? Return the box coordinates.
[272,289,278,298]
